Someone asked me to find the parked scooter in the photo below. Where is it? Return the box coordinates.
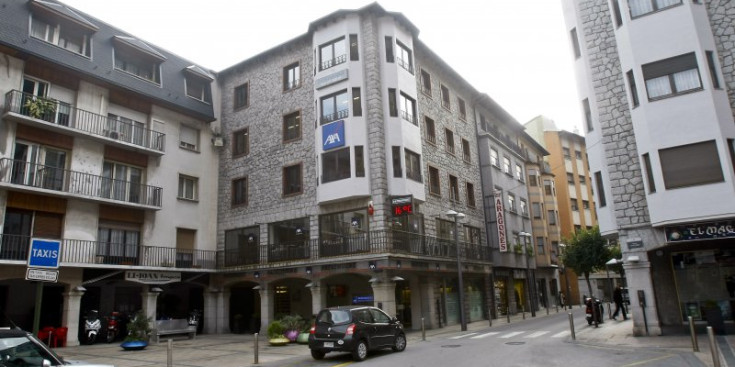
[105,311,122,343]
[585,297,604,325]
[187,309,201,328]
[84,310,102,344]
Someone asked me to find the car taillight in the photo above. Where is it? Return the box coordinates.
[346,324,356,335]
[310,324,316,334]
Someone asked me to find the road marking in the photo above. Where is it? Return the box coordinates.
[551,331,570,338]
[470,332,500,339]
[524,331,549,338]
[499,331,525,338]
[449,332,478,339]
[331,362,354,367]
[621,354,678,366]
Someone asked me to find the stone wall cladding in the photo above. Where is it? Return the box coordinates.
[217,37,316,248]
[578,0,649,228]
[706,0,735,123]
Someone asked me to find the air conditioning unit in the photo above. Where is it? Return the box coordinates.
[212,136,224,147]
[108,131,119,140]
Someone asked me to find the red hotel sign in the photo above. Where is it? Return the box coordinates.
[495,190,507,252]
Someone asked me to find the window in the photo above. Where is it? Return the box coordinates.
[728,139,735,178]
[659,140,724,189]
[101,161,143,203]
[400,93,417,124]
[396,40,413,73]
[612,0,623,26]
[594,171,607,207]
[392,146,402,178]
[520,199,528,216]
[355,146,365,177]
[425,117,436,144]
[627,70,640,107]
[232,177,248,206]
[388,88,398,117]
[405,149,422,182]
[283,112,301,143]
[643,53,701,100]
[583,98,593,132]
[178,175,198,200]
[421,69,432,95]
[283,62,301,91]
[567,173,575,184]
[507,193,516,212]
[441,85,451,109]
[234,83,249,110]
[185,76,211,102]
[582,200,590,210]
[706,51,721,89]
[579,175,587,185]
[462,139,471,162]
[322,148,351,183]
[449,175,460,201]
[563,147,571,160]
[490,148,499,167]
[283,163,302,195]
[352,88,362,117]
[628,0,682,18]
[571,199,579,211]
[385,36,394,63]
[544,179,554,196]
[319,37,346,71]
[233,128,249,156]
[320,90,349,124]
[548,210,557,225]
[515,164,524,181]
[179,125,199,151]
[106,113,145,144]
[349,34,359,61]
[570,28,581,59]
[113,41,162,84]
[532,203,542,219]
[503,156,511,175]
[98,224,140,259]
[466,182,476,207]
[528,169,538,186]
[458,98,467,120]
[31,13,92,57]
[11,141,67,191]
[575,150,583,160]
[445,129,455,154]
[536,237,545,255]
[429,166,440,195]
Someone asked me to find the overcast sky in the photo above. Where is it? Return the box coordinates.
[61,0,582,133]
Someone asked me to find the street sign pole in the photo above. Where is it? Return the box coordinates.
[32,282,43,335]
[26,238,62,335]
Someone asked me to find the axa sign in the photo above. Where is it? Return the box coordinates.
[322,120,345,150]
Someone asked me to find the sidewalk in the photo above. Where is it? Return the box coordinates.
[53,307,730,367]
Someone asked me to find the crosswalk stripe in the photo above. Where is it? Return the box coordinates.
[499,331,525,338]
[524,331,550,338]
[449,332,478,339]
[551,331,570,338]
[470,332,500,339]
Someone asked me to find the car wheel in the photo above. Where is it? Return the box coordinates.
[311,350,325,360]
[392,333,406,352]
[352,340,368,361]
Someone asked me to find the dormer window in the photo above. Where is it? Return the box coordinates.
[184,65,214,103]
[113,36,166,84]
[29,0,98,57]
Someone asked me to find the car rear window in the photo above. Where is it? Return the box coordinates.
[317,310,351,325]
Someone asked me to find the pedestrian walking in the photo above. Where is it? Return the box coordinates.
[612,286,627,320]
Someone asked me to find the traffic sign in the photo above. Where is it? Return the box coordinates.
[27,238,61,269]
[26,268,59,283]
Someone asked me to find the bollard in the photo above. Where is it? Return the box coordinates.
[507,307,510,324]
[167,339,173,367]
[689,316,699,352]
[568,312,576,341]
[254,333,259,365]
[608,302,612,320]
[546,306,549,316]
[421,317,426,341]
[488,307,492,327]
[522,306,526,320]
[707,327,721,367]
[556,304,559,313]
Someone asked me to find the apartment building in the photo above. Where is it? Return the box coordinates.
[0,0,218,344]
[563,0,735,335]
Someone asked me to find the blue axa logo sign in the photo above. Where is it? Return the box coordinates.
[322,120,345,150]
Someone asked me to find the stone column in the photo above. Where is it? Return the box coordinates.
[624,253,662,336]
[418,277,438,329]
[141,288,160,333]
[204,289,221,334]
[309,280,325,316]
[371,276,397,318]
[221,290,230,333]
[61,289,84,346]
[259,283,273,333]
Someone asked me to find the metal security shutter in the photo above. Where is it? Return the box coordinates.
[33,212,63,239]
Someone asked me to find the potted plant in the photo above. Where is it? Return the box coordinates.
[280,315,303,342]
[120,310,152,350]
[23,97,56,119]
[296,317,312,344]
[267,320,289,346]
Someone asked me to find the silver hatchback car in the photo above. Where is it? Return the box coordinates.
[0,328,114,367]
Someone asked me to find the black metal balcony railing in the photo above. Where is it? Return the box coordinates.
[4,90,165,153]
[396,57,413,74]
[320,54,347,71]
[321,109,349,124]
[400,110,416,125]
[0,158,162,208]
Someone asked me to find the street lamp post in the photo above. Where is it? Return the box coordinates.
[446,210,467,331]
[519,231,535,317]
[559,243,571,309]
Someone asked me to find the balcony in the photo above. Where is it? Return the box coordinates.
[320,109,349,125]
[320,54,347,71]
[0,158,162,209]
[0,234,217,270]
[396,57,413,74]
[3,90,165,154]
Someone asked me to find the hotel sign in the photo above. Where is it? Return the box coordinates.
[125,271,181,284]
[665,220,735,242]
[495,190,507,252]
[315,69,349,90]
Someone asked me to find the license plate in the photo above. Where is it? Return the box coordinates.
[323,342,334,348]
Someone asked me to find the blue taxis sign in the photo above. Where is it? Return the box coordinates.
[27,238,61,269]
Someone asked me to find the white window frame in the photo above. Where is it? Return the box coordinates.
[178,174,198,201]
[179,124,199,151]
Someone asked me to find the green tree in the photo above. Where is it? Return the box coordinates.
[561,226,615,297]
